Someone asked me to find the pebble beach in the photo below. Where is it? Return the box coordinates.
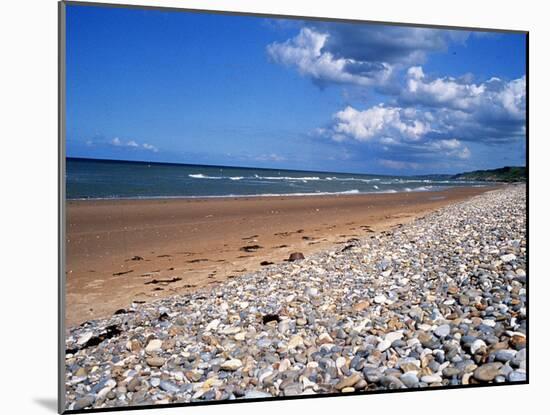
[64,185,527,410]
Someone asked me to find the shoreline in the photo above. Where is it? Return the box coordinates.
[65,184,492,201]
[66,185,501,328]
[64,185,526,410]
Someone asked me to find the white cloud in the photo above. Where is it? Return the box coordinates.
[270,25,524,169]
[267,28,393,88]
[407,66,425,80]
[426,138,471,159]
[267,25,471,90]
[142,143,158,152]
[323,103,471,161]
[331,105,431,142]
[322,69,525,154]
[494,76,526,118]
[404,66,486,111]
[110,138,158,152]
[437,138,461,150]
[403,66,526,119]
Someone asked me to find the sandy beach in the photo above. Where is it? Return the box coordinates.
[66,186,498,327]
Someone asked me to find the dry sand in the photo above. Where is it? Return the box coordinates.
[65,186,498,327]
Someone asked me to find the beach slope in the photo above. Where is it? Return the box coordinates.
[66,186,497,326]
[64,185,526,410]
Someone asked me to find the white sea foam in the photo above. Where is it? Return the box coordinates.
[189,173,379,182]
[188,174,223,179]
[260,176,322,181]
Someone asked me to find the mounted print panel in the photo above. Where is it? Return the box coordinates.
[59,1,528,413]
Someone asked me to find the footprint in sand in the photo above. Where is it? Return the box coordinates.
[187,258,209,263]
[112,270,133,276]
[144,277,182,285]
[240,245,262,252]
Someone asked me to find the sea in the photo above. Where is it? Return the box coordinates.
[66,158,487,200]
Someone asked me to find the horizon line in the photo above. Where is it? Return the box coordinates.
[66,156,526,177]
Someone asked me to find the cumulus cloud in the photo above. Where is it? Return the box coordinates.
[401,70,526,144]
[331,105,431,142]
[404,66,486,110]
[320,103,472,161]
[268,23,524,170]
[267,28,393,87]
[320,66,525,164]
[403,66,526,119]
[267,25,468,89]
[315,24,467,65]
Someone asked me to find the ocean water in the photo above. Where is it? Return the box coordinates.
[66,158,486,200]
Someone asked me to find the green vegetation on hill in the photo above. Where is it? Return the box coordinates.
[452,166,526,182]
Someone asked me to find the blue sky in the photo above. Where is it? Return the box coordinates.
[66,4,526,175]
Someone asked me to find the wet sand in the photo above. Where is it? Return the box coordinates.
[65,186,499,327]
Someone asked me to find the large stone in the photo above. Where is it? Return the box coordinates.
[352,301,370,312]
[159,380,180,393]
[145,339,163,354]
[318,333,333,345]
[76,332,93,346]
[145,356,165,367]
[495,349,517,362]
[288,335,304,349]
[288,252,305,262]
[73,396,95,410]
[374,295,387,304]
[500,254,517,263]
[205,319,220,332]
[221,359,243,371]
[470,339,487,355]
[385,331,404,343]
[335,373,362,390]
[474,362,503,382]
[400,372,419,388]
[421,374,442,384]
[377,340,392,352]
[434,324,451,338]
